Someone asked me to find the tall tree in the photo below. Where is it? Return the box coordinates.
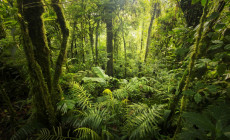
[105,0,114,76]
[144,2,160,63]
[17,0,69,125]
[17,0,55,125]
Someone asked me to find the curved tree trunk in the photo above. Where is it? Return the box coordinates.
[51,0,69,105]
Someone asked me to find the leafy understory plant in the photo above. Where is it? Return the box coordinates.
[123,104,164,140]
[179,103,230,140]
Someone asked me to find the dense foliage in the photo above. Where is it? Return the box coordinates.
[0,0,230,139]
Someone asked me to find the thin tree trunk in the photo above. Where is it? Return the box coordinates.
[0,17,6,40]
[70,21,76,58]
[81,22,85,64]
[140,22,144,51]
[144,3,158,63]
[121,18,127,78]
[89,18,94,64]
[95,19,99,66]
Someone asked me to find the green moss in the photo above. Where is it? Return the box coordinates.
[51,0,69,105]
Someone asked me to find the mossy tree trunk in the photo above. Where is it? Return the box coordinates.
[51,0,69,105]
[17,0,69,126]
[105,0,114,76]
[17,0,55,125]
[95,19,100,66]
[70,21,77,58]
[0,17,6,40]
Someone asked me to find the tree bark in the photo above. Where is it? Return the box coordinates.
[70,21,76,58]
[105,0,114,76]
[51,0,69,104]
[95,19,100,66]
[17,0,55,125]
[88,17,95,64]
[23,0,52,94]
[144,3,158,63]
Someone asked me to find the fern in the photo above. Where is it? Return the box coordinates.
[37,127,75,140]
[123,104,164,140]
[11,121,43,140]
[70,82,93,110]
[80,107,113,130]
[92,67,109,79]
[74,127,101,140]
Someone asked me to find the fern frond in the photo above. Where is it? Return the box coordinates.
[36,127,75,140]
[11,121,43,140]
[70,82,93,110]
[126,103,149,115]
[123,104,164,140]
[92,67,109,79]
[80,107,111,130]
[74,127,101,140]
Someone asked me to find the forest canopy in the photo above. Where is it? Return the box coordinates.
[0,0,230,139]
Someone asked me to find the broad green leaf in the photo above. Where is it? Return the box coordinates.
[194,93,202,104]
[92,67,109,79]
[183,112,215,131]
[207,85,218,93]
[182,89,196,96]
[217,64,227,75]
[224,44,230,50]
[208,44,222,51]
[201,0,206,6]
[82,77,106,84]
[192,0,200,5]
[212,40,223,44]
[215,23,226,30]
[207,12,220,21]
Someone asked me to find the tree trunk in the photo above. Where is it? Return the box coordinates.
[105,1,114,76]
[144,3,158,63]
[89,18,95,64]
[0,17,6,40]
[140,22,144,51]
[17,0,55,126]
[70,21,76,58]
[121,18,127,78]
[51,0,69,104]
[23,0,52,94]
[95,19,100,66]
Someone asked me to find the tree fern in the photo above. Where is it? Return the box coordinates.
[123,104,164,140]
